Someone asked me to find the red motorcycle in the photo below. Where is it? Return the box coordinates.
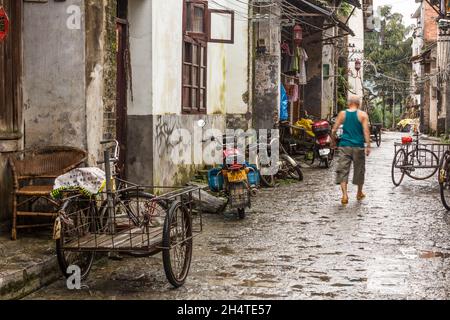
[311,120,334,168]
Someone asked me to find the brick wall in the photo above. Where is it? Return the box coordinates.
[423,1,438,44]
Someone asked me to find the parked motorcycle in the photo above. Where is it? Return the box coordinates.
[309,120,334,168]
[204,134,255,220]
[280,118,334,169]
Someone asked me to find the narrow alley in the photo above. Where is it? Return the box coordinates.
[26,132,450,300]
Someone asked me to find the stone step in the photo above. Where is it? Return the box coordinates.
[0,230,61,300]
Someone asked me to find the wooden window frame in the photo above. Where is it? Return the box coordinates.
[182,0,208,114]
[208,9,235,44]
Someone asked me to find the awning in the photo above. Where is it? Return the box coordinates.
[287,0,356,37]
[342,0,362,9]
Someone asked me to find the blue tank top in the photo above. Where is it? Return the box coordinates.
[339,110,365,148]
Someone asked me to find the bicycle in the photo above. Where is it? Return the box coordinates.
[391,133,445,186]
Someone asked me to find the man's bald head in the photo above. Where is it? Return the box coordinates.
[348,95,362,108]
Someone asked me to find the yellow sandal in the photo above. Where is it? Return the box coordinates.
[357,193,366,201]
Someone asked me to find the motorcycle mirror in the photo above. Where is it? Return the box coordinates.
[197,119,206,128]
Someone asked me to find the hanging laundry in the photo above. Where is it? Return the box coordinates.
[298,47,308,85]
[281,41,293,74]
[285,84,299,102]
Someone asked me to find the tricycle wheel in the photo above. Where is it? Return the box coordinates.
[238,208,246,220]
[439,152,450,211]
[55,199,95,281]
[163,200,193,288]
[391,148,406,186]
[375,131,382,147]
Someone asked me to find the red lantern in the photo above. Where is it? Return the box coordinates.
[293,24,303,46]
[0,6,10,43]
[355,59,361,71]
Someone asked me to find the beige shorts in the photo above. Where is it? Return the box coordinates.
[335,147,366,186]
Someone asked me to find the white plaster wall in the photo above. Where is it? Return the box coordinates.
[144,0,249,116]
[151,0,183,115]
[322,27,335,118]
[128,0,153,116]
[348,7,365,99]
[208,0,249,115]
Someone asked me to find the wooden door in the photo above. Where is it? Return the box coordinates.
[0,0,21,139]
[116,19,128,178]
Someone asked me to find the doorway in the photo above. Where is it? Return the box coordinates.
[0,0,22,139]
[116,0,128,178]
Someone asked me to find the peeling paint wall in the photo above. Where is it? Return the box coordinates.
[85,0,110,165]
[152,115,225,187]
[23,0,87,149]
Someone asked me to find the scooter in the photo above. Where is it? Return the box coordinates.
[310,120,334,168]
[204,134,254,220]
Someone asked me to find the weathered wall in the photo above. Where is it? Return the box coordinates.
[253,55,280,129]
[152,115,225,187]
[23,0,87,149]
[151,0,182,115]
[347,7,365,98]
[422,1,438,44]
[252,2,280,130]
[208,0,249,116]
[322,27,336,119]
[304,33,323,118]
[126,0,250,186]
[85,0,114,165]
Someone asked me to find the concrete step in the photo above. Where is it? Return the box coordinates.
[0,229,61,300]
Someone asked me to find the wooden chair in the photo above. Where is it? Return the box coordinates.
[8,146,87,240]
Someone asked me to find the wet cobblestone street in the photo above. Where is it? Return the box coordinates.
[27,132,450,300]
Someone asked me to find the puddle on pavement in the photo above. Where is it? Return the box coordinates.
[310,275,331,282]
[216,272,236,278]
[240,279,277,287]
[214,247,236,256]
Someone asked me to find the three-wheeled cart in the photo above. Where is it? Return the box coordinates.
[53,143,202,288]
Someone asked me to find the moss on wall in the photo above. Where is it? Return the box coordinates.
[103,0,118,140]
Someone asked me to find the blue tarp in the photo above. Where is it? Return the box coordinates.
[280,84,289,121]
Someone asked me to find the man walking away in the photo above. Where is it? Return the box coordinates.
[331,95,371,205]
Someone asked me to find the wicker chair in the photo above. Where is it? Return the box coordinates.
[8,146,87,240]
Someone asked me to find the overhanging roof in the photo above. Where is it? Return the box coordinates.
[342,0,362,9]
[287,0,356,37]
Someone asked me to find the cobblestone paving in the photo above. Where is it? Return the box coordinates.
[27,132,450,300]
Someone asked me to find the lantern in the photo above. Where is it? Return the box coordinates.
[0,6,9,43]
[355,59,362,72]
[293,24,303,46]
